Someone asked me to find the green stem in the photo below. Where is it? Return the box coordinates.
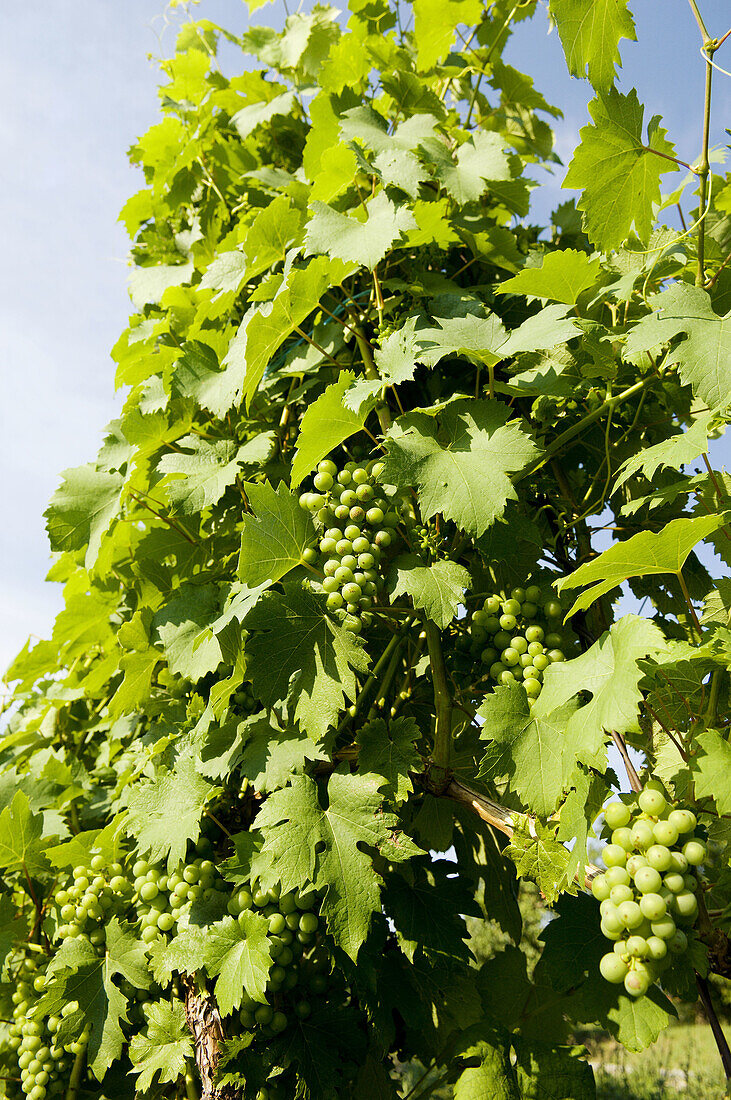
[687,0,712,42]
[705,669,723,727]
[677,569,703,638]
[425,621,452,773]
[696,43,715,285]
[520,375,656,482]
[337,621,413,734]
[65,1043,87,1100]
[184,1068,201,1100]
[354,325,392,434]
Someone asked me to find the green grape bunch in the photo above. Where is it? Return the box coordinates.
[5,955,81,1100]
[465,585,567,702]
[592,784,706,999]
[228,876,329,1044]
[299,457,405,633]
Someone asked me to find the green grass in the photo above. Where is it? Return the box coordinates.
[590,1022,730,1099]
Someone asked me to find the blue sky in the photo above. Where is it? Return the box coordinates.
[1,0,729,677]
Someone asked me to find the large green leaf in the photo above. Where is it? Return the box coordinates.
[624,284,731,410]
[0,791,52,878]
[549,0,636,93]
[129,1001,194,1093]
[238,480,316,586]
[252,770,420,959]
[563,88,677,250]
[45,464,123,570]
[497,249,601,305]
[291,371,369,487]
[692,731,731,816]
[556,516,727,616]
[305,192,416,270]
[243,584,369,739]
[381,400,540,537]
[389,556,471,629]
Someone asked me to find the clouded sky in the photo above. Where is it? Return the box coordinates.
[1,0,729,677]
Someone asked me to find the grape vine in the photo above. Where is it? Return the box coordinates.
[2,0,731,1096]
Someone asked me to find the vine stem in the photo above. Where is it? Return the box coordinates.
[425,621,452,775]
[609,731,642,793]
[677,569,703,638]
[64,1043,86,1100]
[696,42,715,285]
[696,974,731,1081]
[353,325,392,434]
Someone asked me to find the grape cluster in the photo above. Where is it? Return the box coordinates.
[131,842,228,947]
[592,785,705,998]
[6,956,78,1100]
[466,586,566,701]
[232,683,259,716]
[229,877,330,1044]
[299,458,402,633]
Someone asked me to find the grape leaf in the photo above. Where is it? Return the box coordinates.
[235,717,329,791]
[291,371,369,487]
[238,480,316,586]
[230,256,337,407]
[44,464,123,570]
[537,615,665,750]
[124,745,218,872]
[453,1034,520,1099]
[563,89,677,250]
[556,515,727,616]
[497,249,602,305]
[0,791,52,878]
[231,91,297,140]
[504,820,573,903]
[692,730,731,816]
[429,131,515,205]
[613,410,712,491]
[389,556,471,629]
[0,895,27,974]
[624,284,731,411]
[153,584,223,681]
[514,1040,595,1099]
[243,584,369,739]
[375,317,420,384]
[413,0,482,69]
[305,192,416,270]
[478,683,584,816]
[549,0,636,93]
[157,436,251,515]
[129,1000,194,1092]
[383,858,478,962]
[41,918,149,1077]
[199,911,273,1014]
[252,769,421,959]
[356,716,423,803]
[381,399,540,537]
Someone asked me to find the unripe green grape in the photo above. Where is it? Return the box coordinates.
[522,602,538,618]
[271,1011,288,1034]
[341,582,362,603]
[611,827,633,851]
[499,614,517,632]
[340,489,357,507]
[502,599,521,617]
[653,820,678,847]
[344,615,362,633]
[639,893,666,921]
[624,969,651,998]
[489,662,507,679]
[617,901,644,929]
[335,538,353,556]
[481,647,498,667]
[255,1005,274,1026]
[650,916,676,940]
[334,504,350,521]
[544,600,562,619]
[683,840,706,866]
[626,854,648,877]
[633,866,662,895]
[510,587,526,603]
[669,851,689,874]
[318,459,337,477]
[322,576,339,593]
[625,935,648,958]
[525,625,544,644]
[603,845,627,868]
[302,547,318,565]
[639,788,667,817]
[663,872,685,895]
[609,884,633,906]
[501,647,520,667]
[532,653,550,672]
[300,912,318,934]
[374,530,391,548]
[674,892,698,921]
[605,866,631,888]
[683,874,697,892]
[525,585,542,603]
[668,809,696,834]
[472,610,490,627]
[630,821,655,850]
[646,845,673,873]
[295,1000,311,1019]
[334,566,354,584]
[519,653,533,669]
[355,483,373,502]
[524,678,542,698]
[499,670,516,685]
[352,536,369,553]
[493,630,512,650]
[313,471,333,492]
[669,929,688,954]
[510,636,528,655]
[337,468,352,486]
[546,649,565,663]
[483,596,501,614]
